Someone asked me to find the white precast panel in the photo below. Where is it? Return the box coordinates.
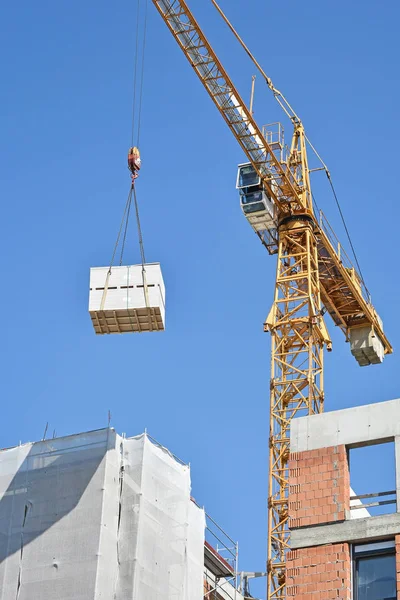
[89,263,165,334]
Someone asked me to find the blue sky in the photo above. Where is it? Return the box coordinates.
[1,0,399,596]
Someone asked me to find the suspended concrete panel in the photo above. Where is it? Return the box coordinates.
[89,263,165,334]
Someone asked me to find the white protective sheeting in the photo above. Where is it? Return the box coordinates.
[0,429,204,600]
[0,429,117,600]
[117,434,205,599]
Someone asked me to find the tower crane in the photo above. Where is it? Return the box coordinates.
[150,1,393,598]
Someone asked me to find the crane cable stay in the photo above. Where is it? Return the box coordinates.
[210,0,367,292]
[104,0,149,310]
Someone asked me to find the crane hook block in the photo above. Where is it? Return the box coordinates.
[128,147,141,185]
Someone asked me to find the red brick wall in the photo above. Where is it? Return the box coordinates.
[286,544,351,600]
[396,535,400,596]
[288,446,350,528]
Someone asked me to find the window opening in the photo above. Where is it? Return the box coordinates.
[349,441,396,517]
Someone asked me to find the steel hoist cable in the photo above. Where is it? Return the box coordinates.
[133,184,150,310]
[131,0,148,147]
[108,188,133,273]
[100,188,132,311]
[131,0,141,146]
[119,190,133,266]
[103,182,148,321]
[107,184,146,270]
[132,185,146,268]
[137,0,148,147]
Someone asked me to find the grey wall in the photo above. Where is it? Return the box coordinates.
[291,513,400,549]
[291,398,400,452]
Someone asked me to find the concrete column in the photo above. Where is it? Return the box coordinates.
[395,436,400,512]
[396,535,400,596]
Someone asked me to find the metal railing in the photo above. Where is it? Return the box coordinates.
[350,490,397,512]
[203,510,239,599]
[318,209,371,302]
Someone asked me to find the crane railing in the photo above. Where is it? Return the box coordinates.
[316,212,390,350]
[318,210,370,301]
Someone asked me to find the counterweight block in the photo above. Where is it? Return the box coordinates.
[349,324,384,366]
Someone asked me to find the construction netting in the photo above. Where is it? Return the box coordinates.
[0,429,205,600]
[116,433,205,599]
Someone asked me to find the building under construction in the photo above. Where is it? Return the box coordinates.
[1,0,396,598]
[1,399,400,599]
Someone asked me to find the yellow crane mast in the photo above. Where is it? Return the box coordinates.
[151,1,392,598]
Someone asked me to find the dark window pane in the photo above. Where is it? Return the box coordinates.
[238,165,260,188]
[241,191,263,205]
[242,202,265,214]
[356,554,396,600]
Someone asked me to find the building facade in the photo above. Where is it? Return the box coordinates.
[287,398,400,599]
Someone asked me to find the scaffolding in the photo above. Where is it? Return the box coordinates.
[203,509,239,600]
